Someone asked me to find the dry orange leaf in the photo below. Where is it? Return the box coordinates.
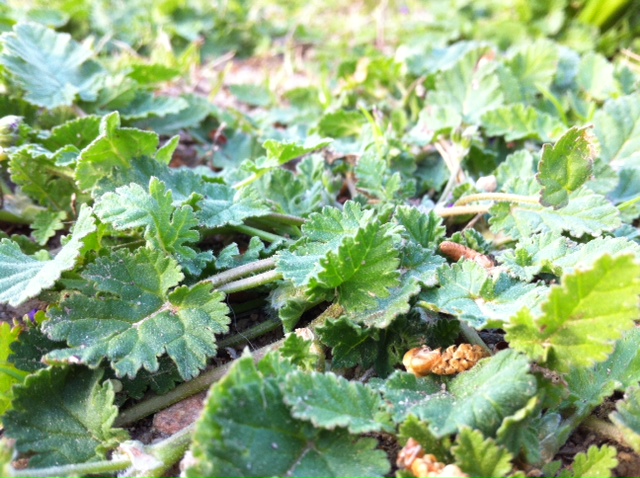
[403,344,489,377]
[397,438,468,478]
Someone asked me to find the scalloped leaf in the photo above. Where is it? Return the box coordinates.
[506,255,640,372]
[452,428,514,478]
[594,93,640,169]
[609,387,640,453]
[312,221,400,312]
[419,261,544,328]
[537,126,596,208]
[282,370,393,434]
[565,445,618,478]
[482,103,564,142]
[0,22,105,108]
[489,186,621,239]
[380,350,536,437]
[187,355,390,478]
[3,366,128,467]
[76,112,159,191]
[0,205,95,306]
[95,177,211,275]
[42,248,230,379]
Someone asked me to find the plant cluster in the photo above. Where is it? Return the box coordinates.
[0,1,639,477]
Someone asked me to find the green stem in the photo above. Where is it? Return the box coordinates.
[435,205,491,217]
[260,212,306,227]
[581,416,628,447]
[145,425,194,477]
[115,338,285,428]
[217,269,282,294]
[231,224,291,244]
[308,303,345,331]
[232,172,261,190]
[454,192,540,207]
[618,195,640,213]
[537,85,569,126]
[458,320,493,355]
[10,458,131,477]
[217,318,282,350]
[206,258,276,288]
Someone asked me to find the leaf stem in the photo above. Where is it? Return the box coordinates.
[206,257,276,288]
[10,458,131,477]
[581,416,629,448]
[217,318,282,350]
[435,205,491,217]
[216,269,282,294]
[261,212,306,227]
[114,338,285,427]
[454,192,540,207]
[231,224,292,244]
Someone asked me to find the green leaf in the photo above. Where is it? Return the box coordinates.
[95,177,211,274]
[43,248,230,379]
[452,428,514,478]
[394,206,445,249]
[398,415,451,463]
[506,255,640,372]
[9,146,76,210]
[565,328,640,412]
[0,205,96,306]
[3,366,128,467]
[312,221,400,312]
[43,116,102,152]
[316,318,380,369]
[419,261,544,328]
[0,323,25,420]
[276,201,373,286]
[229,84,273,107]
[568,445,618,478]
[187,355,390,478]
[503,39,559,101]
[610,387,640,453]
[537,126,596,208]
[139,94,212,135]
[489,186,621,239]
[594,93,640,169]
[31,210,67,246]
[576,52,619,102]
[355,150,404,201]
[317,110,366,138]
[282,370,393,434]
[118,92,188,120]
[429,48,503,124]
[495,397,544,464]
[0,22,104,108]
[263,136,332,167]
[76,112,159,191]
[481,103,564,142]
[380,350,536,437]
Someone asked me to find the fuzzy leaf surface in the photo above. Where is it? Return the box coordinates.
[609,387,640,453]
[380,350,536,437]
[187,355,389,477]
[482,103,564,142]
[537,126,596,208]
[43,248,230,379]
[3,367,127,467]
[567,445,618,478]
[452,428,514,478]
[489,186,620,239]
[419,261,544,328]
[593,93,640,168]
[282,370,393,433]
[0,205,95,306]
[95,177,210,274]
[0,22,104,108]
[76,112,159,190]
[506,255,640,372]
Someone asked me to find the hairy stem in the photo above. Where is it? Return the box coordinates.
[231,224,291,244]
[115,338,285,427]
[260,212,306,227]
[10,458,131,478]
[435,205,491,217]
[581,416,629,447]
[206,257,276,288]
[216,269,282,294]
[217,318,282,350]
[454,192,540,207]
